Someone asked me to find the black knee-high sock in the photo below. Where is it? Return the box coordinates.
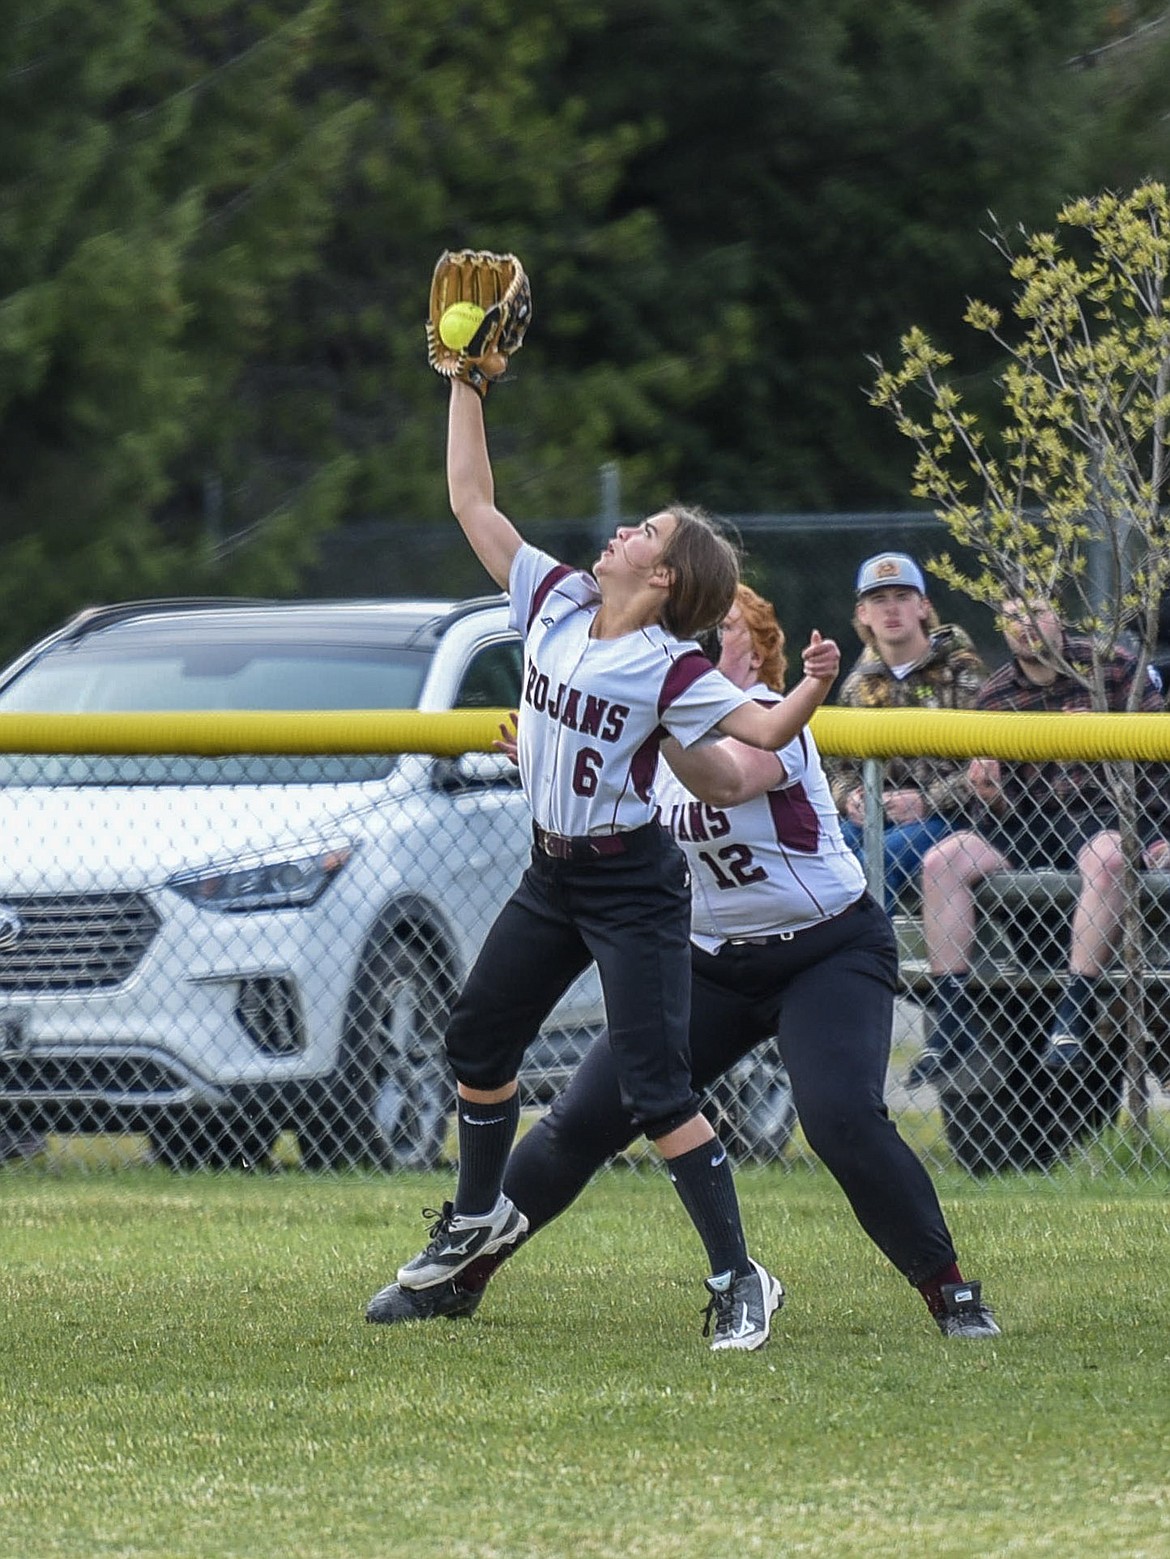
[452,1113,631,1297]
[453,1092,521,1217]
[666,1138,750,1279]
[502,1114,600,1236]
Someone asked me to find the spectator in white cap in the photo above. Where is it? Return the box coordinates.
[825,551,986,911]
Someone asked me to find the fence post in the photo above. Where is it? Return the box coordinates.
[861,756,887,906]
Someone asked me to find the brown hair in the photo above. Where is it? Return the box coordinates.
[659,506,740,639]
[735,584,787,691]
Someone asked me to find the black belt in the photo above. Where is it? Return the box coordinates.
[533,823,635,861]
[726,894,868,947]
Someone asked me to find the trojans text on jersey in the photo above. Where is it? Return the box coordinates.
[657,800,732,843]
[524,663,629,741]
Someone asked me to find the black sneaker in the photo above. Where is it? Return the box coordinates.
[396,1197,528,1290]
[366,1279,483,1325]
[702,1259,785,1351]
[1042,979,1095,1072]
[937,1280,1001,1339]
[907,1036,975,1088]
[1041,1032,1088,1072]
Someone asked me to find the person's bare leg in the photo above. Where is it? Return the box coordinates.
[923,830,1009,973]
[1068,831,1125,978]
[911,832,1010,1086]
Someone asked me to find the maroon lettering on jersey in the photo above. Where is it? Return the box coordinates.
[663,802,687,841]
[684,802,707,841]
[662,801,687,839]
[705,806,731,839]
[559,687,582,731]
[529,672,550,711]
[579,695,606,737]
[660,799,732,843]
[526,563,577,633]
[600,704,629,741]
[657,649,716,717]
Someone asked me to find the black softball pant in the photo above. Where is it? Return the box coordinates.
[504,893,959,1285]
[444,822,702,1140]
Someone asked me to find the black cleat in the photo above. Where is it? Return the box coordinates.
[937,1280,1001,1339]
[366,1279,483,1325]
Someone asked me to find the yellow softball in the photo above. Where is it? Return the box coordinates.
[438,301,486,351]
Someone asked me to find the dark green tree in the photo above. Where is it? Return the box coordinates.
[3,0,1168,653]
[0,0,362,658]
[518,0,1158,514]
[301,0,1169,535]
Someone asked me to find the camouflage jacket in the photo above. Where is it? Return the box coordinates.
[826,624,986,820]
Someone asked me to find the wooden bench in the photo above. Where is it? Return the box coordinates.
[895,869,1170,995]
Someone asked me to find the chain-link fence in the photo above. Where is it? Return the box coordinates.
[2,703,1169,1180]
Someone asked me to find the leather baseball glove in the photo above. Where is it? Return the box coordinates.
[425,249,533,397]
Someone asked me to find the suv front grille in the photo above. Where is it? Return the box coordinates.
[0,894,161,991]
[0,1051,185,1097]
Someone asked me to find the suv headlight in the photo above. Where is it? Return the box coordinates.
[166,845,354,913]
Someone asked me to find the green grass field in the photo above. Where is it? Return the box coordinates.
[2,1161,1168,1559]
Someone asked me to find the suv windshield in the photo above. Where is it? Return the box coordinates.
[0,630,431,788]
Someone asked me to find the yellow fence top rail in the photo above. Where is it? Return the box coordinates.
[0,706,1167,761]
[0,709,514,756]
[811,706,1170,762]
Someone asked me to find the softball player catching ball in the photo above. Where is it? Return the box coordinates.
[369,584,1000,1342]
[377,381,840,1351]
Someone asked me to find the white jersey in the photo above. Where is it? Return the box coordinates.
[508,543,750,836]
[654,685,866,949]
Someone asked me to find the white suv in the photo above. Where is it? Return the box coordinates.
[0,597,604,1170]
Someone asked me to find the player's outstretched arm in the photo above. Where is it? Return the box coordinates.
[661,736,785,808]
[716,631,839,753]
[447,380,524,590]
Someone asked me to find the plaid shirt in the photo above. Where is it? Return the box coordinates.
[975,633,1168,836]
[828,623,986,819]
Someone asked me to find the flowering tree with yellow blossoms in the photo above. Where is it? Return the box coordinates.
[871,180,1170,697]
[870,181,1170,1138]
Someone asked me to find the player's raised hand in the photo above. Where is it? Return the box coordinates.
[492,710,520,765]
[802,630,840,684]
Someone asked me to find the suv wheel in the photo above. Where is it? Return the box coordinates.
[298,932,453,1171]
[705,1047,798,1163]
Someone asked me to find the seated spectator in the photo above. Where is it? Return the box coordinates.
[909,597,1170,1087]
[827,552,985,910]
